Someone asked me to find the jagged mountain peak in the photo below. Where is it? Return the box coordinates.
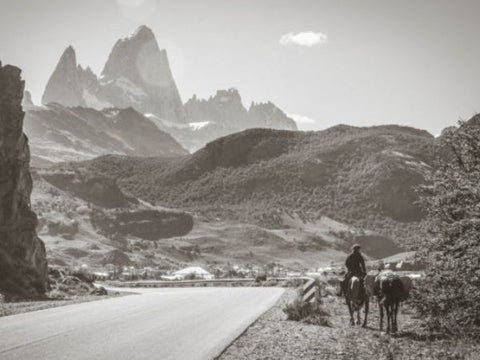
[42,45,85,107]
[180,88,297,151]
[41,26,186,122]
[101,25,162,83]
[213,88,242,103]
[64,44,76,55]
[249,100,275,110]
[248,101,297,130]
[57,45,78,70]
[56,45,77,70]
[131,25,155,40]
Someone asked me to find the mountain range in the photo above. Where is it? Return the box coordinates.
[29,25,298,163]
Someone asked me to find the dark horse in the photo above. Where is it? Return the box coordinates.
[344,275,369,327]
[374,272,410,333]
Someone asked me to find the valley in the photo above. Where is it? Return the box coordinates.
[30,121,438,273]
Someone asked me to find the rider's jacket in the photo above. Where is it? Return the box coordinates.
[345,251,366,276]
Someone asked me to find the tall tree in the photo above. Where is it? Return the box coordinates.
[415,116,480,334]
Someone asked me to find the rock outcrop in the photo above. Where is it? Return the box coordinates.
[21,90,36,110]
[41,26,186,122]
[0,62,48,298]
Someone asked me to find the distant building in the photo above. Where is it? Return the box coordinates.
[172,266,214,280]
[92,271,109,281]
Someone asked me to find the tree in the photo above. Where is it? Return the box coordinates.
[415,118,480,334]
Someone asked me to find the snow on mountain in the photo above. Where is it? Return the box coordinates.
[188,121,212,131]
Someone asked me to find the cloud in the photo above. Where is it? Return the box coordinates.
[279,31,327,47]
[287,113,318,130]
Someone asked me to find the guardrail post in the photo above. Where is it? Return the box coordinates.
[302,278,318,303]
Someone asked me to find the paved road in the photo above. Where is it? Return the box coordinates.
[0,287,284,360]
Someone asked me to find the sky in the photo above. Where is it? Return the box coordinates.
[1,0,480,135]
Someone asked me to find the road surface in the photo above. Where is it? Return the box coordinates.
[0,287,284,360]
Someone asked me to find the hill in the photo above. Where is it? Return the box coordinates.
[54,124,436,248]
[31,171,194,269]
[24,103,187,164]
[32,171,402,270]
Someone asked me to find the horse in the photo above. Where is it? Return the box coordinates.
[374,271,411,333]
[344,275,369,327]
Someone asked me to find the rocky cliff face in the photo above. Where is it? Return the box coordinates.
[0,62,48,298]
[41,26,186,122]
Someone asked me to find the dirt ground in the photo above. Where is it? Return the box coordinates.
[219,289,479,360]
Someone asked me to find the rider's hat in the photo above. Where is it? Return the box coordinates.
[352,244,361,250]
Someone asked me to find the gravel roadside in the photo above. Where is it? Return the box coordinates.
[219,289,479,360]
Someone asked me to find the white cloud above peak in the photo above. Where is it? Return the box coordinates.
[279,31,327,47]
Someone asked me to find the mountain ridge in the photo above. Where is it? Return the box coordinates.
[24,102,188,165]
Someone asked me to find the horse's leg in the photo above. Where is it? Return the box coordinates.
[347,300,354,326]
[362,298,369,328]
[385,303,391,334]
[357,306,361,325]
[379,300,384,331]
[378,302,383,331]
[393,301,399,333]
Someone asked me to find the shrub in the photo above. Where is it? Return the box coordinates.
[283,284,331,326]
[255,273,267,283]
[183,273,196,280]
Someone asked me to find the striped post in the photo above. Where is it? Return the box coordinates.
[302,278,317,303]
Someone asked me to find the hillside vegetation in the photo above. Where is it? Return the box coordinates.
[56,125,436,248]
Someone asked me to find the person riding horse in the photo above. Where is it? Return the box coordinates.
[339,244,367,296]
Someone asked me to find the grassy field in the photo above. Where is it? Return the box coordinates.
[219,289,479,360]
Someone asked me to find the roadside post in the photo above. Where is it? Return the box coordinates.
[302,278,318,302]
